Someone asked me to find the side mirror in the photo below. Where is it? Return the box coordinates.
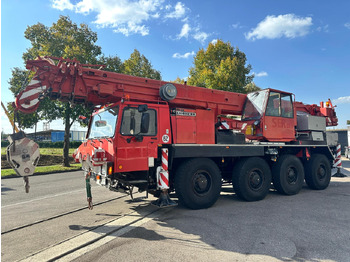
[138,104,148,112]
[95,120,107,127]
[141,113,150,133]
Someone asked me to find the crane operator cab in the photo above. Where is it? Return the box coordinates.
[242,89,296,142]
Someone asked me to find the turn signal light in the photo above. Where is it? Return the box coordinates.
[108,166,113,175]
[245,124,256,136]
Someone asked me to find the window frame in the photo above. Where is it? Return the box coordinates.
[120,106,158,136]
[265,91,294,118]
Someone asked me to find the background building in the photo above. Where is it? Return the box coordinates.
[26,130,87,142]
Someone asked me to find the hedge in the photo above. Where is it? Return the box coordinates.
[1,140,84,148]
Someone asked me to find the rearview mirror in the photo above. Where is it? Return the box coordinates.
[95,120,107,127]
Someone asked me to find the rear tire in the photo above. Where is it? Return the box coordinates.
[232,157,272,201]
[175,158,222,209]
[272,155,304,195]
[305,154,331,190]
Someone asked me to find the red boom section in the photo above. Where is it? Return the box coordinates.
[295,100,338,126]
[16,57,246,116]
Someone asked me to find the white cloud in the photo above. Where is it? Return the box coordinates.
[254,71,268,77]
[51,0,164,36]
[51,0,209,42]
[172,51,195,59]
[332,96,350,105]
[316,24,329,33]
[51,0,74,10]
[211,39,218,45]
[165,2,187,19]
[193,29,209,44]
[113,23,149,36]
[176,24,209,44]
[177,23,191,39]
[232,22,243,29]
[245,14,313,41]
[345,23,350,29]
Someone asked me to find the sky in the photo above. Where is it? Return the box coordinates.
[1,0,350,135]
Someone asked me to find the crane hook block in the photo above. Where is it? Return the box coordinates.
[6,131,40,177]
[159,83,177,101]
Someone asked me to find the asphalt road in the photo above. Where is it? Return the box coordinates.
[2,158,350,262]
[73,160,350,262]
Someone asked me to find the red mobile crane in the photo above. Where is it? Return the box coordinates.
[10,56,339,209]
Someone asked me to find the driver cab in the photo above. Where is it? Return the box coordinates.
[242,89,296,142]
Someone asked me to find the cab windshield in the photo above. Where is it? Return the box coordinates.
[88,106,119,138]
[242,90,268,120]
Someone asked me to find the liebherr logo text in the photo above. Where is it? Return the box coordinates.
[172,110,196,117]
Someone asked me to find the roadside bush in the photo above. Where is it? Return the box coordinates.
[1,140,10,147]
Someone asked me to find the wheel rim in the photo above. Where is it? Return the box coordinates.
[287,166,298,184]
[248,169,263,191]
[192,170,212,196]
[317,164,326,181]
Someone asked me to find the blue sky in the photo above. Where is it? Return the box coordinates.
[1,0,350,134]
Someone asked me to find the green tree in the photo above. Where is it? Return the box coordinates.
[172,76,186,84]
[98,55,124,73]
[243,82,261,93]
[123,49,161,80]
[188,39,253,93]
[9,16,100,166]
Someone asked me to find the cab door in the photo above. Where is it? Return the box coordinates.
[262,91,296,142]
[116,104,159,172]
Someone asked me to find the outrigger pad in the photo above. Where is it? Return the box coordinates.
[151,191,177,208]
[332,171,346,177]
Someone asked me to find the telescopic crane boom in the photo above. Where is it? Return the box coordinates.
[17,56,246,116]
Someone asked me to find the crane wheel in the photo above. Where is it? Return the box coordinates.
[272,154,304,195]
[174,158,221,209]
[304,154,331,190]
[232,157,271,201]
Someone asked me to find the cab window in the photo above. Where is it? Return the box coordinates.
[120,107,157,136]
[265,92,293,118]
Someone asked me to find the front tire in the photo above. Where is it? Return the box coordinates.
[175,158,222,209]
[272,155,304,195]
[305,154,331,190]
[232,157,272,201]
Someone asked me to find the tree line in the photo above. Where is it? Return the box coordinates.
[7,15,259,166]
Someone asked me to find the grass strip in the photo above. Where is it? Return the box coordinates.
[1,147,76,155]
[1,164,82,178]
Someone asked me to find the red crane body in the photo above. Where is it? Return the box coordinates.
[11,56,340,209]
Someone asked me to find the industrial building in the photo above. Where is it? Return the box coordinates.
[26,130,87,142]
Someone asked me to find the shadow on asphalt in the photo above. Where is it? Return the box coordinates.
[1,184,16,195]
[70,158,350,261]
